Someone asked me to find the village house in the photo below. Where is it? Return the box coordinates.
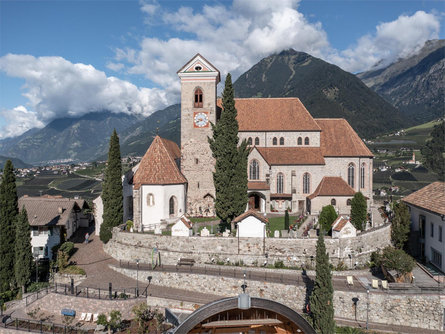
[403,181,445,273]
[234,209,268,238]
[18,195,91,259]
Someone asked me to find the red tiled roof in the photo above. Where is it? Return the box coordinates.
[18,196,84,226]
[233,209,269,224]
[402,182,445,216]
[217,98,321,132]
[333,216,350,232]
[133,136,187,189]
[270,193,292,199]
[248,181,270,190]
[308,177,356,200]
[256,147,325,165]
[180,217,192,229]
[316,119,373,157]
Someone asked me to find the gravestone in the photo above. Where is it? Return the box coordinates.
[274,230,280,238]
[200,227,210,237]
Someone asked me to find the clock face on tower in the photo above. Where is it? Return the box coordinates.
[193,112,209,128]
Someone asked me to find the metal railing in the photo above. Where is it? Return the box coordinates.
[2,316,90,333]
[53,283,148,299]
[25,286,52,306]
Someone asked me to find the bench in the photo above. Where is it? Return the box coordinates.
[61,309,76,317]
[177,258,195,266]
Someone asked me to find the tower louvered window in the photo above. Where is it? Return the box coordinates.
[194,88,203,108]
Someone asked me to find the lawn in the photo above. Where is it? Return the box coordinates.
[268,215,300,234]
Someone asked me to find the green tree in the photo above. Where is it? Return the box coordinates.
[284,210,290,230]
[374,246,415,275]
[391,201,411,249]
[100,130,123,243]
[97,310,122,334]
[310,230,335,333]
[208,73,249,231]
[350,192,367,231]
[15,207,33,293]
[421,121,444,180]
[0,160,18,293]
[319,205,338,232]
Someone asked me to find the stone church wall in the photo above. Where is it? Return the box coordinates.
[104,223,391,268]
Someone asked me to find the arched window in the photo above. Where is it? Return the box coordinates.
[279,137,284,145]
[273,137,277,146]
[347,199,352,206]
[169,196,177,216]
[247,137,252,145]
[147,193,155,206]
[304,137,310,145]
[249,160,259,180]
[255,137,260,145]
[331,198,336,206]
[277,173,284,194]
[194,88,203,108]
[348,163,355,188]
[360,163,366,188]
[297,137,302,145]
[303,173,310,194]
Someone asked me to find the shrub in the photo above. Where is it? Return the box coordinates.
[374,247,415,275]
[126,220,133,231]
[61,265,86,275]
[274,260,284,269]
[59,242,75,256]
[318,205,338,232]
[26,282,50,293]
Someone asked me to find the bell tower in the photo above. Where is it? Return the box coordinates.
[177,54,220,217]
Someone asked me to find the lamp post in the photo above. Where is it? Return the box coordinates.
[34,254,39,282]
[366,288,370,330]
[136,259,140,297]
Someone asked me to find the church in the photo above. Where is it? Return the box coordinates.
[123,54,373,231]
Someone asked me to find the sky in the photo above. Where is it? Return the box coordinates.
[0,0,444,139]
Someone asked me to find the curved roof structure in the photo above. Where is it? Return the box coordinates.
[173,296,316,334]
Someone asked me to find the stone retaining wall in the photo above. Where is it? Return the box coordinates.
[113,266,445,331]
[105,224,391,268]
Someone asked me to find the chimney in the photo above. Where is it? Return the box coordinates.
[58,207,63,214]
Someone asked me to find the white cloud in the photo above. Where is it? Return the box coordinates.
[0,105,44,139]
[0,54,173,138]
[328,11,441,72]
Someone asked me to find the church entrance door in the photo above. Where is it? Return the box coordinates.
[248,194,261,211]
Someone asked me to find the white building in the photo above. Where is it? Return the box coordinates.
[171,216,193,237]
[331,216,357,239]
[124,136,187,231]
[234,210,267,238]
[403,182,445,273]
[18,195,91,259]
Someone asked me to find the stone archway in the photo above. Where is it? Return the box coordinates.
[248,192,265,212]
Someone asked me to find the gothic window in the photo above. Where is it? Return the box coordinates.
[194,88,203,108]
[169,196,177,216]
[348,163,355,188]
[249,160,259,180]
[297,137,302,145]
[147,193,155,206]
[255,137,260,145]
[273,137,277,146]
[303,173,310,194]
[280,137,284,145]
[277,173,284,194]
[304,137,310,145]
[247,137,253,145]
[331,198,336,206]
[360,163,365,188]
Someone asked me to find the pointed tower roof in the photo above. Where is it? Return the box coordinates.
[133,136,186,189]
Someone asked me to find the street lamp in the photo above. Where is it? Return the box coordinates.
[366,288,370,330]
[136,259,140,297]
[33,254,39,282]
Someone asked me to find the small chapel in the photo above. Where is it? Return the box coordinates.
[123,54,374,231]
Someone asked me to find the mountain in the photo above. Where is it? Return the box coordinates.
[0,156,31,169]
[0,112,141,164]
[233,49,410,138]
[358,39,445,123]
[118,104,180,157]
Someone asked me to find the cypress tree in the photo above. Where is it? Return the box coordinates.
[350,192,367,231]
[100,130,123,243]
[0,160,18,293]
[209,73,248,231]
[15,207,33,293]
[310,230,335,333]
[391,201,411,250]
[284,210,290,230]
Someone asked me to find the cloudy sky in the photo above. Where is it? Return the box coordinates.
[0,0,443,139]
